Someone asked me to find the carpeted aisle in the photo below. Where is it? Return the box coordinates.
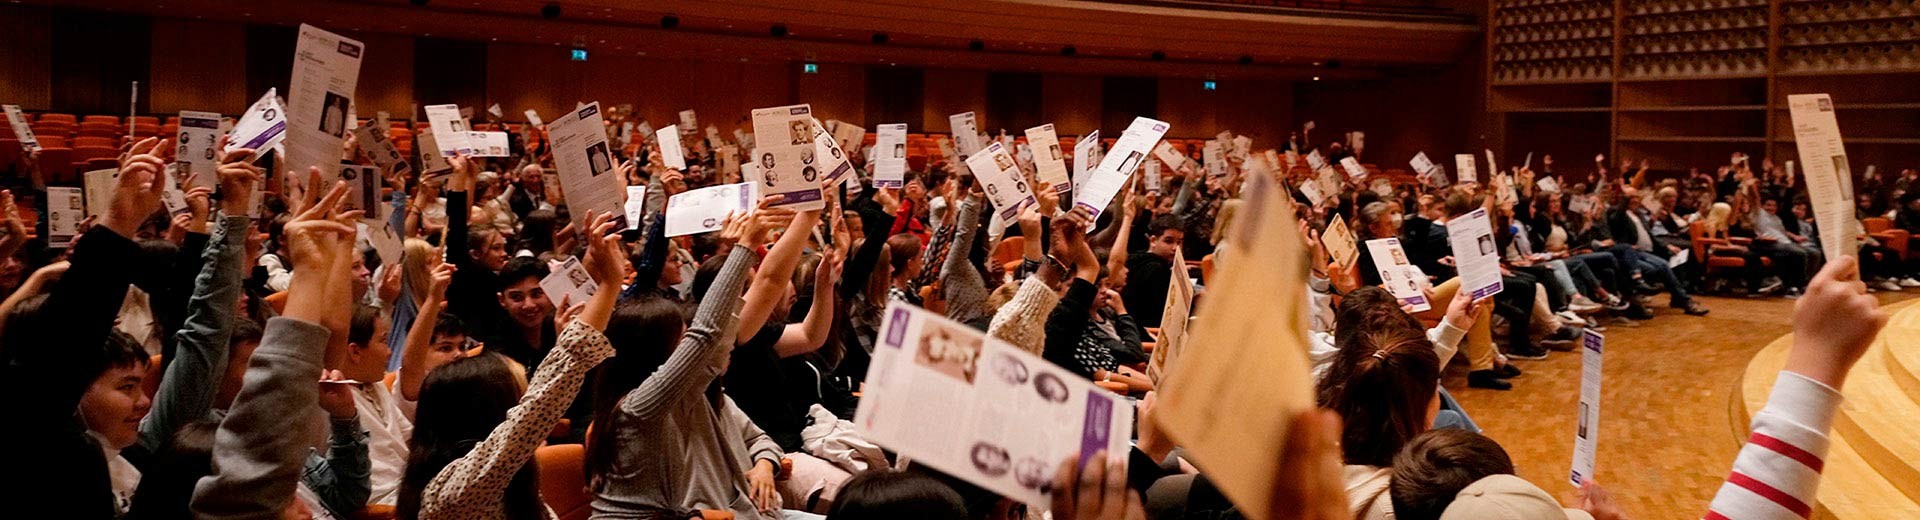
[1445,291,1917,520]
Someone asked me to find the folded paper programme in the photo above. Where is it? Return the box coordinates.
[855,303,1132,509]
[966,141,1039,221]
[1077,117,1169,221]
[1024,124,1070,193]
[226,90,287,156]
[874,124,908,188]
[667,182,758,238]
[174,111,223,190]
[1787,94,1858,260]
[549,102,627,229]
[285,24,362,176]
[1156,172,1314,519]
[748,104,826,211]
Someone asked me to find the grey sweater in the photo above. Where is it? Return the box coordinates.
[942,196,990,328]
[590,245,784,520]
[193,317,330,520]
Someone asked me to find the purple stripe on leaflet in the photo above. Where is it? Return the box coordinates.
[875,180,902,188]
[1079,393,1115,464]
[777,189,823,204]
[240,121,286,150]
[884,308,909,348]
[825,163,852,183]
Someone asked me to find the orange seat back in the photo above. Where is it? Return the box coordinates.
[535,444,593,520]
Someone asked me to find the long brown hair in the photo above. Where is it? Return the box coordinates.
[1315,312,1440,467]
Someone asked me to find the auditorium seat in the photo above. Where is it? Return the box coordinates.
[82,115,117,126]
[132,124,161,138]
[35,147,75,184]
[32,122,72,139]
[70,145,117,164]
[77,122,119,138]
[0,139,19,172]
[37,113,76,125]
[160,124,177,138]
[130,116,159,127]
[164,116,182,127]
[82,158,118,173]
[35,134,66,148]
[535,444,593,520]
[1864,217,1909,260]
[72,136,114,149]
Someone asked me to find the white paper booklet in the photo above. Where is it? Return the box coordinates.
[173,110,223,189]
[47,187,84,248]
[1410,152,1436,176]
[948,112,983,159]
[1569,329,1604,486]
[1455,154,1478,184]
[1071,130,1100,194]
[284,24,363,174]
[1787,94,1859,260]
[84,169,117,222]
[832,121,867,156]
[225,89,288,156]
[1323,214,1360,268]
[1024,124,1069,193]
[855,302,1133,508]
[623,185,648,229]
[678,109,698,131]
[414,129,452,176]
[468,131,510,157]
[424,104,470,156]
[359,219,402,269]
[549,102,628,229]
[657,124,688,170]
[746,104,826,211]
[1446,207,1504,300]
[524,109,543,126]
[353,122,412,178]
[539,256,599,308]
[1364,238,1431,312]
[1143,157,1163,193]
[1536,176,1561,193]
[1151,141,1186,174]
[3,105,38,152]
[1306,149,1328,171]
[1339,156,1367,180]
[1203,140,1229,179]
[809,119,855,186]
[666,182,758,237]
[966,141,1039,222]
[335,164,379,214]
[1078,117,1169,221]
[874,123,908,188]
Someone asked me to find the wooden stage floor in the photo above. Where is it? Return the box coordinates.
[1444,291,1919,520]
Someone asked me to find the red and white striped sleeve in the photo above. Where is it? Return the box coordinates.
[1704,371,1844,520]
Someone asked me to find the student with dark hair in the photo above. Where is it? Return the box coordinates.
[1388,430,1516,520]
[824,471,968,520]
[402,213,624,518]
[1120,214,1183,335]
[588,204,817,519]
[1315,317,1442,519]
[487,257,557,371]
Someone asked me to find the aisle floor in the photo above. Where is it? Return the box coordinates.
[1444,291,1916,520]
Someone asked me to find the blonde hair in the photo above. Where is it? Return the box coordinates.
[1212,199,1245,246]
[987,282,1020,311]
[403,239,439,306]
[1704,202,1733,232]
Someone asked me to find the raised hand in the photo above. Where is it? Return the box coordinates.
[1787,255,1889,389]
[106,137,173,238]
[1035,180,1061,216]
[659,168,686,195]
[0,190,24,241]
[281,181,364,368]
[216,141,263,217]
[581,210,627,286]
[317,370,358,420]
[1048,451,1145,520]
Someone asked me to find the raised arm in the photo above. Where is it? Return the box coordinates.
[1704,257,1885,520]
[398,261,455,401]
[940,192,990,324]
[621,208,785,418]
[1042,210,1101,377]
[773,218,846,358]
[734,206,821,346]
[193,181,360,519]
[420,213,624,518]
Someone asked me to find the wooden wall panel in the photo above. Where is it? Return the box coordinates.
[0,5,53,110]
[351,32,414,118]
[922,68,988,133]
[149,19,246,114]
[1041,74,1102,138]
[798,63,866,124]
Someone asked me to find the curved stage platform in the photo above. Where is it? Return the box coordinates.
[1740,298,1920,518]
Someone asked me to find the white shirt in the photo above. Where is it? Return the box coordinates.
[352,383,414,506]
[91,431,139,517]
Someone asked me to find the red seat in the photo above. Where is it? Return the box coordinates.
[131,124,161,138]
[37,113,76,125]
[129,116,159,127]
[164,116,182,127]
[77,122,119,138]
[0,139,20,175]
[35,135,67,148]
[35,147,76,184]
[72,136,114,148]
[71,145,118,164]
[160,124,177,138]
[82,115,118,126]
[84,158,117,172]
[31,122,72,139]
